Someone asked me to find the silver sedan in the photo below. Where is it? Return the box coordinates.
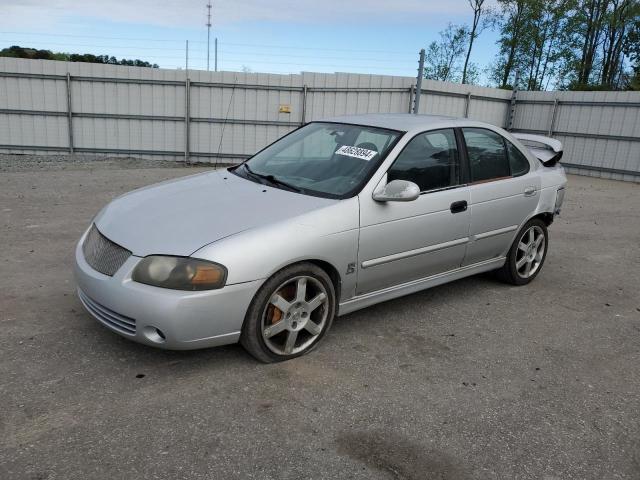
[75,114,567,362]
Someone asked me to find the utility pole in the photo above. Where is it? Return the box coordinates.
[414,48,425,114]
[206,1,212,71]
[185,40,189,72]
[215,37,218,72]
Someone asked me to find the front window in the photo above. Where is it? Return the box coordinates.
[387,128,460,192]
[232,122,402,198]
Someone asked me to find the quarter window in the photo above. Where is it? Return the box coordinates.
[463,128,510,182]
[506,140,530,176]
[387,129,460,192]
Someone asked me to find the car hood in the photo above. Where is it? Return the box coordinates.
[94,169,337,257]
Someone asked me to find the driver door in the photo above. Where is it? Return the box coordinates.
[357,129,470,294]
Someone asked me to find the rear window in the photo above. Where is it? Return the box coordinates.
[506,140,530,176]
[462,128,510,182]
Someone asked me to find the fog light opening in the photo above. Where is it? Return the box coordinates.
[142,326,166,344]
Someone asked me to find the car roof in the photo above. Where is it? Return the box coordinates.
[317,113,463,132]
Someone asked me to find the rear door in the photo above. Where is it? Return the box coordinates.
[357,128,470,294]
[461,127,540,266]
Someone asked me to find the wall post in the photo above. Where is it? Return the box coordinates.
[66,73,74,154]
[464,92,471,118]
[413,49,425,114]
[184,78,190,164]
[301,84,308,125]
[408,85,415,113]
[506,71,520,130]
[548,98,559,136]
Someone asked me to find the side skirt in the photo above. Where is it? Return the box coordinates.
[337,257,506,316]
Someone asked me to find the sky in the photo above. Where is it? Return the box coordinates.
[0,0,500,80]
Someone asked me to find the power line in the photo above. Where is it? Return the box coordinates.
[0,41,413,67]
[0,31,207,44]
[0,39,410,62]
[0,31,415,55]
[0,40,197,52]
[218,41,415,55]
[0,29,416,74]
[209,50,413,63]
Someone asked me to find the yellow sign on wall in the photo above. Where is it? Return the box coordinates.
[279,104,292,114]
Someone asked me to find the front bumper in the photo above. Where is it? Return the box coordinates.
[74,233,262,350]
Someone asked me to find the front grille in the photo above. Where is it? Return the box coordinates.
[82,224,131,276]
[78,289,136,335]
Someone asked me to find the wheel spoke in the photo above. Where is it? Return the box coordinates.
[295,278,307,302]
[524,260,532,277]
[270,294,291,313]
[264,320,287,338]
[306,292,327,312]
[304,320,322,336]
[516,255,527,269]
[534,235,543,249]
[527,228,534,244]
[284,330,298,354]
[518,241,528,252]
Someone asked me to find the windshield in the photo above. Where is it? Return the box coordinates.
[232,122,402,198]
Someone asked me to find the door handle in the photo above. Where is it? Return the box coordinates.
[450,200,468,214]
[524,187,537,196]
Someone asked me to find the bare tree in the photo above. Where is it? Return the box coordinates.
[462,0,489,84]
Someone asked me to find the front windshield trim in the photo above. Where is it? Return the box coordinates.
[230,121,407,200]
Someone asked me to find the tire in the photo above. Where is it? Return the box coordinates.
[240,262,336,363]
[496,218,549,286]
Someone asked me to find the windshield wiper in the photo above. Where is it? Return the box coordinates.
[242,163,303,193]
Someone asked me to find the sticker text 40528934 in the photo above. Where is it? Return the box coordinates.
[335,145,378,161]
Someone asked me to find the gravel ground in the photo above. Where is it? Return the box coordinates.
[1,156,639,479]
[0,153,228,172]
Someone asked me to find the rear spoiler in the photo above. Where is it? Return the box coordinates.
[512,133,563,167]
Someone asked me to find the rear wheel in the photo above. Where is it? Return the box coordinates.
[240,263,336,363]
[496,218,548,286]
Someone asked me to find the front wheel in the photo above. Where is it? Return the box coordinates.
[240,262,336,363]
[496,218,549,286]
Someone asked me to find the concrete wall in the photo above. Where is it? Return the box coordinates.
[1,57,638,181]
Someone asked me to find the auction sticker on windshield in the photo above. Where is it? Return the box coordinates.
[335,145,378,161]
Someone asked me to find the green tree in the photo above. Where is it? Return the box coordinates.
[523,0,576,90]
[563,0,640,89]
[491,0,576,90]
[0,45,159,68]
[623,13,640,88]
[424,24,470,82]
[493,0,530,88]
[599,0,640,87]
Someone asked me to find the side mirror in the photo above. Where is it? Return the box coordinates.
[372,179,420,202]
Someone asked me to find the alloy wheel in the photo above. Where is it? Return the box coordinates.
[515,225,546,279]
[261,275,329,355]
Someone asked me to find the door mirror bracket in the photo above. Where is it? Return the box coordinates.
[372,179,420,202]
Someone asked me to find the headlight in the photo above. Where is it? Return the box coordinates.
[132,256,227,291]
